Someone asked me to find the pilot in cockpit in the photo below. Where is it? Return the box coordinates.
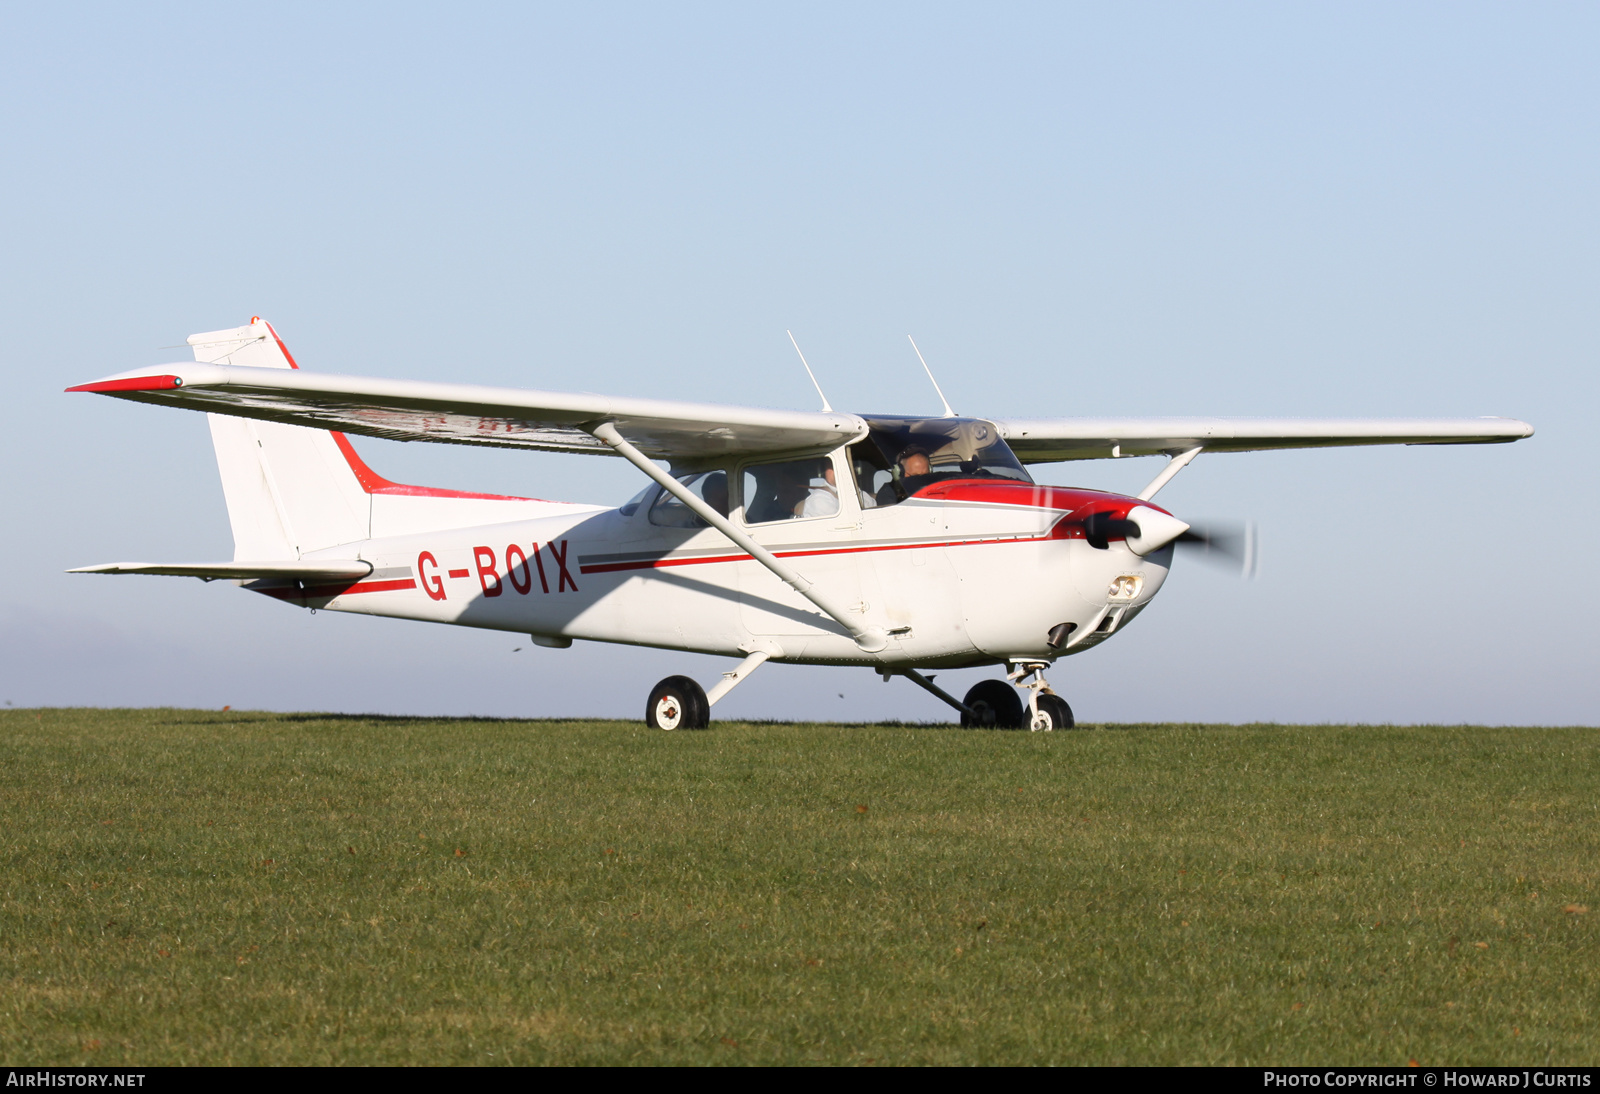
[701,470,729,518]
[875,445,935,506]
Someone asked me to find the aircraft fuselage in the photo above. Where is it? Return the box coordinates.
[269,480,1173,669]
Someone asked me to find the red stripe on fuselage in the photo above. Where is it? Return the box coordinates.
[914,479,1171,515]
[255,577,417,601]
[581,523,1079,575]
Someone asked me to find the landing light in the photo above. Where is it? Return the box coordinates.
[1109,575,1142,600]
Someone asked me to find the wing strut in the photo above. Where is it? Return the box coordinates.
[588,422,890,653]
[1136,446,1204,501]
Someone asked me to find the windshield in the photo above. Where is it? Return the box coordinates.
[851,417,1031,508]
[646,470,729,528]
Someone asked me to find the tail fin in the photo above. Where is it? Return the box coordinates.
[192,318,585,558]
[192,318,369,559]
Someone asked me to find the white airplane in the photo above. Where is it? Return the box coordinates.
[67,318,1532,730]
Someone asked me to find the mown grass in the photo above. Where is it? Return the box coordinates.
[0,708,1595,1066]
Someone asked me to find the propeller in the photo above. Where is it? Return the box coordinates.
[1175,522,1258,578]
[1076,508,1258,578]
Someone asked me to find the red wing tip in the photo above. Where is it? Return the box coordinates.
[66,374,183,394]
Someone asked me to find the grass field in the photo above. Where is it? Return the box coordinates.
[0,709,1595,1066]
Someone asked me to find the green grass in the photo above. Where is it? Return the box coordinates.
[0,709,1596,1066]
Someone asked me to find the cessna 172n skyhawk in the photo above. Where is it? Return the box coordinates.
[67,318,1532,730]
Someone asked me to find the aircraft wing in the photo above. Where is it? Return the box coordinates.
[66,364,867,460]
[992,416,1534,463]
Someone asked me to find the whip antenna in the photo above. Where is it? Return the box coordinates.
[786,330,833,412]
[907,335,956,417]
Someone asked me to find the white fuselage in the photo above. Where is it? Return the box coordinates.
[279,482,1173,669]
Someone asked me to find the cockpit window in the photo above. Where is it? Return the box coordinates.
[647,470,730,528]
[850,417,1031,508]
[618,484,654,517]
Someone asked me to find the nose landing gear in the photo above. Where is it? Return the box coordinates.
[1007,661,1075,731]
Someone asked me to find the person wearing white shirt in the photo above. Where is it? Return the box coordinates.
[797,465,839,518]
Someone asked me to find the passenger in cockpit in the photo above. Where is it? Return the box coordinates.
[797,465,839,518]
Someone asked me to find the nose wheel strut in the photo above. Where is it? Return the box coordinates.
[1008,661,1075,731]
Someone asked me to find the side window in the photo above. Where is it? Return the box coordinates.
[647,470,729,528]
[742,457,839,524]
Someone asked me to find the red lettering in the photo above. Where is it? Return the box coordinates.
[418,551,446,601]
[532,542,550,593]
[506,544,531,595]
[473,546,502,596]
[550,539,579,592]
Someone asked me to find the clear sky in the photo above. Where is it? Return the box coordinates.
[1,3,1594,724]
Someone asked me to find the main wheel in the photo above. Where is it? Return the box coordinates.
[961,679,1025,729]
[645,675,709,730]
[1030,693,1075,731]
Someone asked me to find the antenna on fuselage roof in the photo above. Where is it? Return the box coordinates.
[907,335,956,418]
[786,330,834,413]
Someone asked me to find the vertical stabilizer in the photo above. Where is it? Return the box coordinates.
[192,319,369,559]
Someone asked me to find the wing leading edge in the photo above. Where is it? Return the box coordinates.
[993,416,1532,463]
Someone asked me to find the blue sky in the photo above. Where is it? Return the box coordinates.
[1,3,1594,723]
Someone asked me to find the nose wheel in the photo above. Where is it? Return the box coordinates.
[1030,693,1074,731]
[1010,661,1075,731]
[645,675,709,730]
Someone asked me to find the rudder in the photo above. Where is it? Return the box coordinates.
[192,319,369,559]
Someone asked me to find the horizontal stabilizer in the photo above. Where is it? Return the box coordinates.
[68,560,373,582]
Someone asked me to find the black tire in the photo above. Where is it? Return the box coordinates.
[960,679,1025,729]
[645,675,709,730]
[1031,693,1075,731]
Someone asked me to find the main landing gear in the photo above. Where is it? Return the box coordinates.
[646,676,709,730]
[645,650,772,730]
